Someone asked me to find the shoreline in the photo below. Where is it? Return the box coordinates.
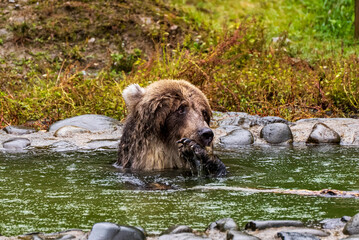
[2,112,359,153]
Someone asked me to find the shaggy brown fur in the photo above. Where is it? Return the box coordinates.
[117,79,226,176]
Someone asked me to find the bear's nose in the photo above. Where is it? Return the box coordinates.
[198,128,214,146]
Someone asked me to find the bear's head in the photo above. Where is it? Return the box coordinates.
[122,80,214,148]
[118,80,217,170]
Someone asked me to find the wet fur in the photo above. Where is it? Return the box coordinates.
[117,80,212,170]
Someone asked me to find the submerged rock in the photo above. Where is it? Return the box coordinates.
[16,230,88,240]
[161,225,193,235]
[344,213,359,235]
[277,228,329,237]
[227,230,260,240]
[2,137,30,150]
[49,114,122,132]
[159,232,210,240]
[88,222,146,240]
[342,235,359,239]
[207,218,238,232]
[3,125,36,135]
[320,216,350,229]
[306,123,341,144]
[277,232,320,240]
[260,123,293,144]
[245,220,304,230]
[162,233,212,240]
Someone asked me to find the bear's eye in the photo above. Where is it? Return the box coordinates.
[202,110,210,124]
[177,104,187,115]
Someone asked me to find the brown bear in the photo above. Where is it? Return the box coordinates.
[116,79,227,176]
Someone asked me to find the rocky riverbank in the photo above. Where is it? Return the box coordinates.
[1,214,359,240]
[1,112,359,152]
[1,112,359,240]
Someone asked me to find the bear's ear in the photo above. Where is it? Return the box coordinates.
[122,84,145,113]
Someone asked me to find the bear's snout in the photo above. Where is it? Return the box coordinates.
[198,128,214,146]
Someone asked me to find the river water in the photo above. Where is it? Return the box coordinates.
[0,146,358,236]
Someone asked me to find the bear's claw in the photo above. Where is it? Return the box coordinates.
[177,138,227,177]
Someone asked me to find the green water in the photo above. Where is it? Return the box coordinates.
[0,146,359,236]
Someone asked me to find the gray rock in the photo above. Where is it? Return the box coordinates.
[344,213,359,235]
[2,137,30,150]
[212,112,259,129]
[49,114,122,132]
[207,218,238,232]
[56,235,76,240]
[159,233,210,240]
[320,216,350,229]
[296,118,349,123]
[3,125,36,135]
[257,116,290,126]
[49,141,78,152]
[85,139,120,149]
[88,222,145,240]
[342,234,359,239]
[32,236,43,240]
[161,225,193,235]
[278,228,329,237]
[245,220,304,230]
[219,128,254,147]
[212,112,289,129]
[54,126,91,137]
[260,123,293,144]
[41,230,87,239]
[227,230,260,240]
[277,232,320,240]
[306,123,341,144]
[19,232,43,239]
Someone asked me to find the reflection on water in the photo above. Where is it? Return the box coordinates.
[0,146,359,235]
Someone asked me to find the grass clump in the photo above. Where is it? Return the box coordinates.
[1,0,359,129]
[127,20,359,121]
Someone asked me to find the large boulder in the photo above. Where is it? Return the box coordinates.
[344,213,359,235]
[245,220,304,230]
[260,123,293,144]
[320,216,350,229]
[219,127,254,147]
[88,222,146,240]
[207,218,238,232]
[2,137,31,150]
[49,114,122,132]
[54,126,90,137]
[3,125,36,135]
[306,123,340,144]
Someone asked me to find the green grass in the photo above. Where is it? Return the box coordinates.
[170,0,359,59]
[1,0,359,129]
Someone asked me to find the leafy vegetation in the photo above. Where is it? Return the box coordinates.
[0,0,358,129]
